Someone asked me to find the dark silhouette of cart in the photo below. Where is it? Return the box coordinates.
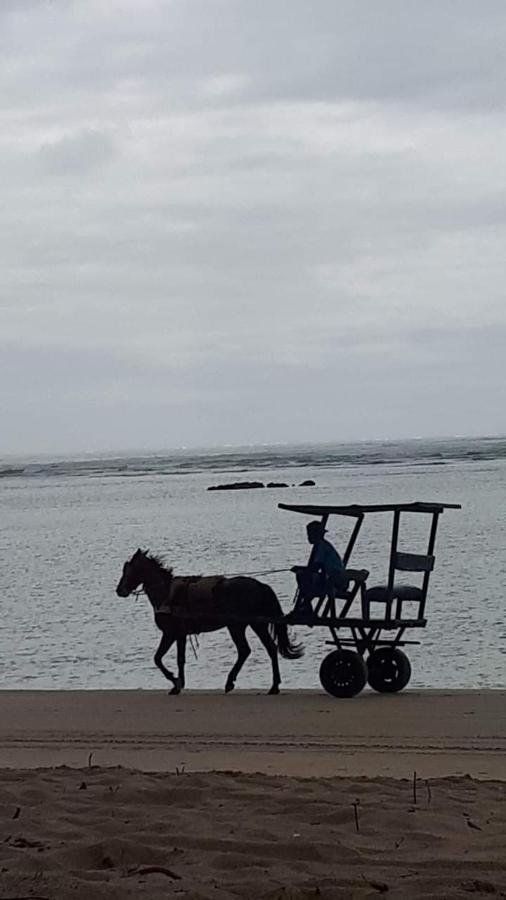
[279,501,461,697]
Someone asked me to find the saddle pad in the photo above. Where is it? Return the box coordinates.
[157,575,225,616]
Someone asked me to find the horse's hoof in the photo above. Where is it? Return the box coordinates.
[225,682,235,693]
[169,686,181,695]
[268,686,280,695]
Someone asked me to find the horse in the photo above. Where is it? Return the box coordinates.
[116,549,304,695]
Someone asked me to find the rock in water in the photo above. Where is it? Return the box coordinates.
[207,481,265,491]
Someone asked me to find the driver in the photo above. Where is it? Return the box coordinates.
[292,521,347,619]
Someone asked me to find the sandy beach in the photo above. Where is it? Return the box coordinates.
[1,690,505,898]
[1,689,505,778]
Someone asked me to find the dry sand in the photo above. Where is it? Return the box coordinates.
[1,690,505,898]
[1,767,505,899]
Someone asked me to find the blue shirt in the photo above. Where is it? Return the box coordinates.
[311,539,344,577]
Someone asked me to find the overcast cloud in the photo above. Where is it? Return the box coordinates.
[1,0,505,454]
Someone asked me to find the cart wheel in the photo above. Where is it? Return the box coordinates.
[367,648,412,693]
[319,649,367,698]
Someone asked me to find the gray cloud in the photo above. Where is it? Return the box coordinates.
[0,0,505,453]
[38,128,117,175]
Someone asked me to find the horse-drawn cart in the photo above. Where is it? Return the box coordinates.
[117,499,460,698]
[279,500,461,697]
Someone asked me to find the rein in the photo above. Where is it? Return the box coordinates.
[121,563,292,607]
[219,567,291,577]
[122,567,291,599]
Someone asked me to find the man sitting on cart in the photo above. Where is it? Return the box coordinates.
[290,520,347,620]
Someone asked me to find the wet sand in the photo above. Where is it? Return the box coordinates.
[1,689,505,778]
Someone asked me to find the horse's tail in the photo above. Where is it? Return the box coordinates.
[260,584,304,660]
[274,619,305,659]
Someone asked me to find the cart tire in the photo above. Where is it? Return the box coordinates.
[367,648,411,693]
[319,650,367,698]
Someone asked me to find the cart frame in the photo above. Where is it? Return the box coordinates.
[279,500,461,696]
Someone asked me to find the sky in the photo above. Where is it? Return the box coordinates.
[1,0,505,454]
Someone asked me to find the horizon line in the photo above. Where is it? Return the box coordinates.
[1,432,505,463]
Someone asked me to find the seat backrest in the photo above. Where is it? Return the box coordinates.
[394,552,434,573]
[386,509,441,619]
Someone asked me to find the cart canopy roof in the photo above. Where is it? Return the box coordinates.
[278,501,461,517]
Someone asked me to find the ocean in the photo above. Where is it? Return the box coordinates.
[1,436,505,691]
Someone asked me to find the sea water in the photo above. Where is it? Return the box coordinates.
[1,437,505,690]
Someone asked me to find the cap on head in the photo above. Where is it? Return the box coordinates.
[306,520,326,540]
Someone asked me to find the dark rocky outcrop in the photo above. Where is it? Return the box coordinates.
[207,481,265,491]
[299,479,316,486]
[266,482,289,488]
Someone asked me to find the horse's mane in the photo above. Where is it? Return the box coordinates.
[146,553,203,588]
[146,552,173,580]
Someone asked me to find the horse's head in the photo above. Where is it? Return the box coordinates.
[116,548,148,597]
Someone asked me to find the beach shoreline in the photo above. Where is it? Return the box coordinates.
[2,689,504,779]
[2,690,505,897]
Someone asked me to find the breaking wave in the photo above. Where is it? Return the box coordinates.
[1,436,505,481]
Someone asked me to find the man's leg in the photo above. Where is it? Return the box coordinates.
[294,570,324,618]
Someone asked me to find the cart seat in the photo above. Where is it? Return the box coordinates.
[365,584,422,603]
[363,584,424,620]
[296,568,370,623]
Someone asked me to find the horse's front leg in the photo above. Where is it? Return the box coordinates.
[177,636,186,691]
[154,632,181,695]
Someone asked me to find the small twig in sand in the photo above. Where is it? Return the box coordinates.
[130,865,182,880]
[12,807,20,820]
[9,837,44,850]
[462,879,496,893]
[352,800,360,834]
[88,752,94,769]
[175,765,185,776]
[412,771,417,805]
[426,779,432,805]
[361,874,389,893]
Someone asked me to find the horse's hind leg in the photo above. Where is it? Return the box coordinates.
[154,632,181,694]
[225,625,251,693]
[252,623,281,695]
[177,636,186,690]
